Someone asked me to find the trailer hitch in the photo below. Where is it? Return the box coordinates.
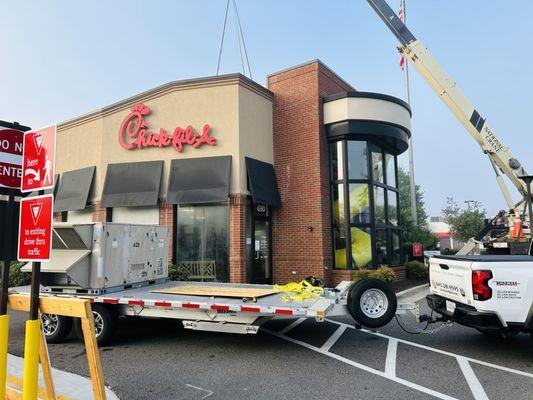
[419,314,447,324]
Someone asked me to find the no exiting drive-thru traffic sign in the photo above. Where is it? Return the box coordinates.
[20,125,56,193]
[17,194,53,262]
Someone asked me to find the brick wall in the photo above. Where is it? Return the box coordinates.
[268,61,354,286]
[91,201,107,222]
[229,194,248,283]
[159,199,174,263]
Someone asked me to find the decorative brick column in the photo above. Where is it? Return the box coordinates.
[91,201,107,222]
[268,60,355,286]
[229,194,248,283]
[159,199,174,263]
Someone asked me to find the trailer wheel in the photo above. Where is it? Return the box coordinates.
[347,278,397,328]
[41,314,73,343]
[74,304,117,346]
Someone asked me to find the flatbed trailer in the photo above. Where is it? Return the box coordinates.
[11,278,407,345]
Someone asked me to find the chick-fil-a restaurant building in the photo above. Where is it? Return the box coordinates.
[51,60,412,286]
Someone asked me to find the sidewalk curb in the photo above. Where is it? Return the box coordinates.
[7,353,120,400]
[396,283,429,299]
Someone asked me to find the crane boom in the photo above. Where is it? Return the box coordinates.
[367,0,528,207]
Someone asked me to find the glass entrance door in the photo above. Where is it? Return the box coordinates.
[252,219,272,284]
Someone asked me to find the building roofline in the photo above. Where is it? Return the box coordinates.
[59,73,273,130]
[266,59,356,91]
[324,91,412,116]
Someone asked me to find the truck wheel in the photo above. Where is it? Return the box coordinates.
[74,304,117,346]
[347,278,397,328]
[41,314,73,343]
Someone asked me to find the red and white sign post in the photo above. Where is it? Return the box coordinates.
[17,194,54,262]
[20,125,56,193]
[17,125,56,399]
[413,242,423,258]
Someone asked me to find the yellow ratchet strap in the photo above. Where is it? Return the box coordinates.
[274,280,324,302]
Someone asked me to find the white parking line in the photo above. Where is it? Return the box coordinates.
[457,357,489,400]
[264,328,459,400]
[385,338,398,378]
[266,317,533,400]
[186,384,213,399]
[325,318,533,379]
[320,325,346,352]
[278,318,305,335]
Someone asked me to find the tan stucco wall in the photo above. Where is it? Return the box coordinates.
[238,85,274,188]
[56,76,273,203]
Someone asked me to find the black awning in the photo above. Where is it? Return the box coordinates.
[167,156,231,204]
[245,157,281,206]
[54,167,95,212]
[101,161,163,207]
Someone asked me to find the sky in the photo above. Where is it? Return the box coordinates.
[1,0,532,218]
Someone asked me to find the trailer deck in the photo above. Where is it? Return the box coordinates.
[12,280,352,334]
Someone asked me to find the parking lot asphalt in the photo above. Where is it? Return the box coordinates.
[6,300,533,399]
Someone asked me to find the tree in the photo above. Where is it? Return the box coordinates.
[398,167,428,225]
[441,198,487,243]
[398,168,438,250]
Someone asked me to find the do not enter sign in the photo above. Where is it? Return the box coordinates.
[0,126,23,189]
[17,194,53,262]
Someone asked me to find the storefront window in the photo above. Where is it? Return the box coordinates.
[176,203,229,282]
[391,230,401,265]
[388,190,398,226]
[330,142,344,181]
[332,184,347,269]
[350,226,372,268]
[385,153,396,188]
[347,141,368,179]
[330,139,402,269]
[375,229,388,265]
[349,184,370,224]
[371,145,384,183]
[374,186,386,224]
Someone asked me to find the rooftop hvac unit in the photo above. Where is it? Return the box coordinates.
[21,222,169,294]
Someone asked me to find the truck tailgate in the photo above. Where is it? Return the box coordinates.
[429,256,473,305]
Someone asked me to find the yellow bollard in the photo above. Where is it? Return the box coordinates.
[0,314,9,400]
[22,319,41,400]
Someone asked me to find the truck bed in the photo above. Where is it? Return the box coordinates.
[433,255,533,262]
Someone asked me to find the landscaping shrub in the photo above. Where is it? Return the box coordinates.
[354,266,396,284]
[405,260,428,281]
[7,262,31,288]
[167,264,189,281]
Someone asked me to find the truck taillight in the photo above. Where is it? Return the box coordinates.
[472,270,492,301]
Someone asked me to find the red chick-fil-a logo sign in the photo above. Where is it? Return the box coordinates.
[118,104,216,152]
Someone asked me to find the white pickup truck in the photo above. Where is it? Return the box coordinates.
[427,255,533,336]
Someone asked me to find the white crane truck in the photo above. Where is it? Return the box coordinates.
[367,0,533,335]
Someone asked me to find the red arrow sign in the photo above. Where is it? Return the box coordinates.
[21,125,56,193]
[0,126,24,188]
[17,194,53,262]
